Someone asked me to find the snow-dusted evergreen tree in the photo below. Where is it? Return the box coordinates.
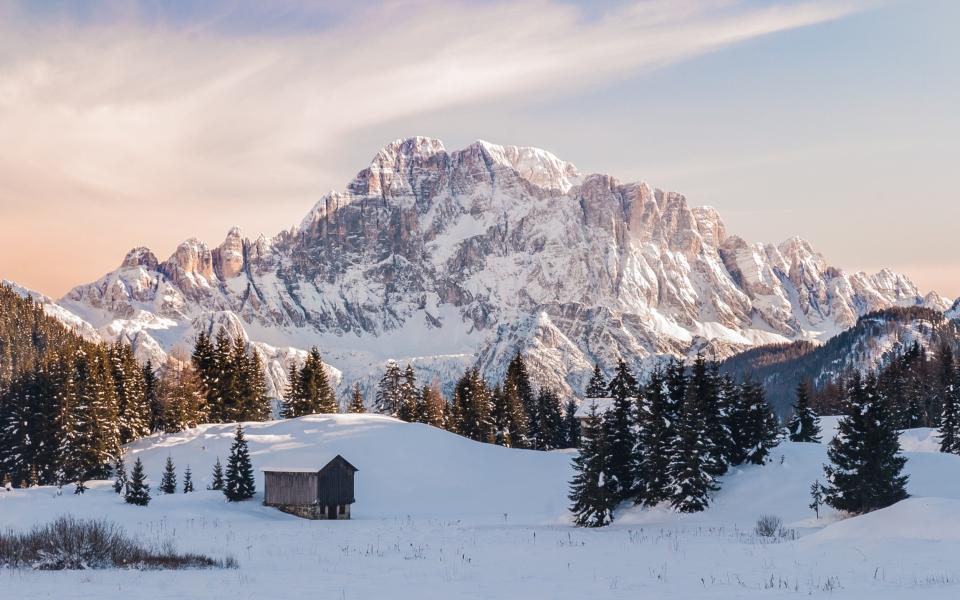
[787,381,821,442]
[160,455,177,494]
[505,353,535,446]
[940,369,960,454]
[209,457,224,491]
[636,367,672,506]
[568,403,615,527]
[112,456,127,494]
[374,361,403,416]
[490,384,510,446]
[158,351,207,433]
[74,479,86,494]
[397,365,420,422]
[450,368,493,443]
[224,425,256,501]
[668,384,716,513]
[282,347,337,418]
[585,364,607,398]
[604,359,638,502]
[823,372,909,514]
[563,398,581,448]
[348,383,366,413]
[809,479,823,518]
[183,466,194,493]
[535,387,565,450]
[739,380,781,464]
[125,457,150,506]
[109,342,150,444]
[421,383,447,428]
[685,355,726,476]
[143,360,162,432]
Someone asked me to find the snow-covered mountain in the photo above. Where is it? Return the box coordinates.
[32,137,952,399]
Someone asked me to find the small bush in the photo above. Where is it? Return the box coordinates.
[754,514,783,538]
[0,516,235,570]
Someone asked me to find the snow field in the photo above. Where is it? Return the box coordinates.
[1,414,960,598]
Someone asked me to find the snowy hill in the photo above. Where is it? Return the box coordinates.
[3,415,960,597]
[17,137,949,400]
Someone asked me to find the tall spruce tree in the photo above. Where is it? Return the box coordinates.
[374,361,403,416]
[823,373,909,514]
[563,398,581,448]
[451,368,493,443]
[224,424,256,501]
[183,466,194,493]
[668,381,716,513]
[585,364,608,398]
[396,365,420,422]
[160,456,177,494]
[125,457,151,506]
[283,347,338,417]
[209,457,224,491]
[739,380,781,465]
[568,403,616,527]
[685,355,726,476]
[113,456,127,494]
[421,383,447,428]
[505,353,535,446]
[787,381,821,442]
[348,383,366,414]
[535,387,565,450]
[604,359,638,502]
[940,364,960,454]
[636,367,672,506]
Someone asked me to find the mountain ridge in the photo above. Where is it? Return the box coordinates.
[11,136,953,400]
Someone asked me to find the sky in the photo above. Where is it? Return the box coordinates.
[0,0,957,299]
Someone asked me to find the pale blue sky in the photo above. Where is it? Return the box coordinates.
[1,0,957,297]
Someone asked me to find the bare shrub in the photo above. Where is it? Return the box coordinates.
[754,514,783,538]
[0,516,236,570]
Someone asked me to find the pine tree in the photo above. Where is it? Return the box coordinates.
[563,398,581,448]
[396,365,420,422]
[685,355,726,476]
[160,455,177,494]
[585,364,608,398]
[823,373,909,514]
[143,361,162,432]
[490,384,511,446]
[125,458,151,506]
[74,478,87,494]
[668,382,717,513]
[421,383,447,428]
[535,387,565,450]
[374,361,403,416]
[505,353,535,446]
[112,456,127,494]
[224,425,256,501]
[809,479,823,519]
[939,352,960,454]
[348,383,366,413]
[636,367,672,506]
[738,380,780,465]
[283,347,337,418]
[568,403,616,527]
[604,359,638,501]
[787,381,821,442]
[451,368,493,443]
[209,457,224,491]
[183,466,194,493]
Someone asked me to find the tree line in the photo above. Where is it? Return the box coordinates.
[570,356,781,527]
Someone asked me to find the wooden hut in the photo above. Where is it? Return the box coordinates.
[262,455,358,520]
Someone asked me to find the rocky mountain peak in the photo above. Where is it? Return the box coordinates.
[121,247,159,270]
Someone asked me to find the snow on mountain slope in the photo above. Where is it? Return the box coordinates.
[3,415,960,598]
[45,137,951,399]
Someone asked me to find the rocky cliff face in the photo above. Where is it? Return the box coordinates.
[51,137,950,400]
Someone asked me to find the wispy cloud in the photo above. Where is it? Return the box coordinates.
[0,0,870,294]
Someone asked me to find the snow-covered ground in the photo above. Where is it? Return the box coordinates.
[2,414,960,598]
